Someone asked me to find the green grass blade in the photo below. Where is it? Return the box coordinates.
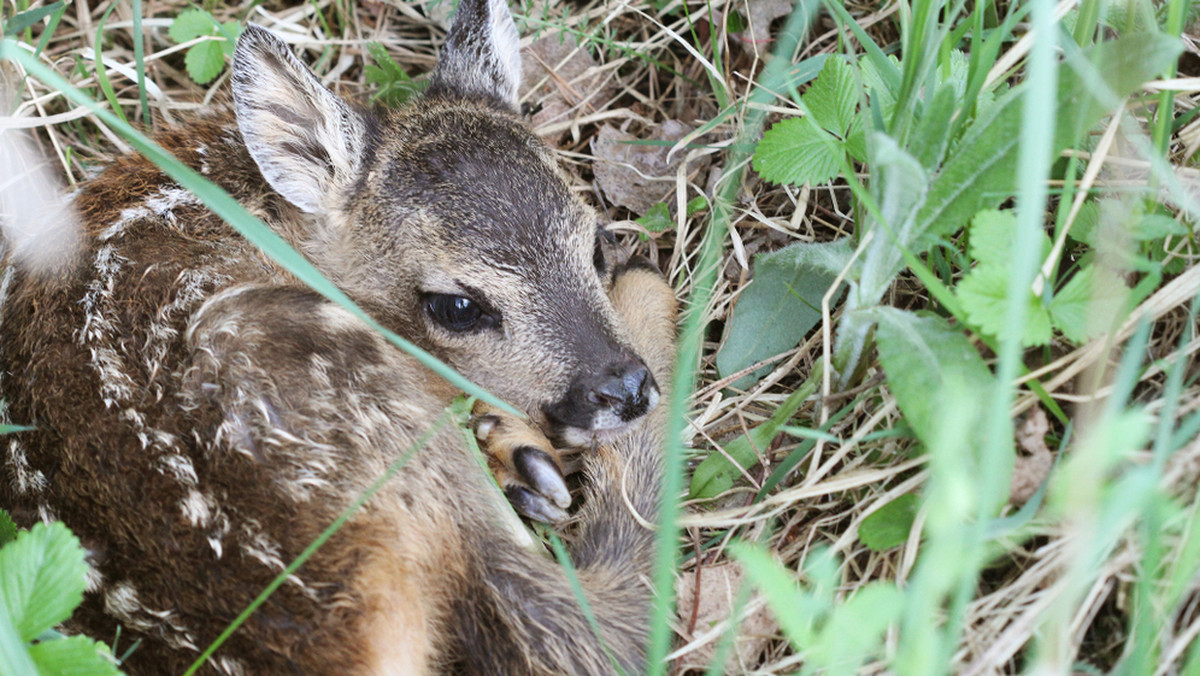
[131,0,149,127]
[92,4,127,125]
[644,1,821,671]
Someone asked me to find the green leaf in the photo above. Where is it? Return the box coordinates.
[1132,214,1187,240]
[910,84,958,170]
[28,635,121,676]
[3,1,66,37]
[957,263,1054,346]
[0,607,38,676]
[0,522,87,642]
[364,41,422,106]
[717,238,851,388]
[169,9,218,43]
[871,309,996,449]
[968,209,1017,263]
[806,56,857,136]
[1069,201,1100,243]
[812,582,901,670]
[217,21,242,58]
[914,33,1183,249]
[0,510,15,547]
[636,202,673,233]
[753,116,843,186]
[185,39,226,85]
[859,53,900,115]
[728,542,817,649]
[1049,266,1129,343]
[955,209,1054,346]
[858,493,920,551]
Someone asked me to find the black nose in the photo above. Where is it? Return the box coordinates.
[586,361,655,421]
[543,358,659,436]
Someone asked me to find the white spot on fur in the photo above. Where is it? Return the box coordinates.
[240,524,312,596]
[36,502,58,524]
[84,558,105,593]
[100,185,202,241]
[6,439,46,494]
[104,581,199,651]
[158,453,198,486]
[213,656,246,676]
[0,265,14,325]
[179,489,214,527]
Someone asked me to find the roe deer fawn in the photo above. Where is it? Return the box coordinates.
[0,0,676,672]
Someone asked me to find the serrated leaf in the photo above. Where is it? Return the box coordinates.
[169,9,217,44]
[717,238,851,389]
[859,493,919,551]
[28,635,122,676]
[859,53,900,115]
[185,40,226,85]
[1069,201,1100,244]
[871,309,996,450]
[806,56,857,136]
[1132,214,1187,240]
[957,263,1054,346]
[753,116,843,186]
[636,202,673,233]
[0,521,87,642]
[0,510,15,547]
[217,21,243,58]
[364,42,422,106]
[968,209,1017,263]
[365,41,405,79]
[1049,266,1129,343]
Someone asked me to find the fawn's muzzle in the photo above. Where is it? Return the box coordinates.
[544,357,659,442]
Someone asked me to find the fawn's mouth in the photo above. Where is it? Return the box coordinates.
[541,373,660,448]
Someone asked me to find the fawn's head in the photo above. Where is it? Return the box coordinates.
[230,0,660,444]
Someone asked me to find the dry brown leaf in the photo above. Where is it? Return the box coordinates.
[591,121,699,215]
[1010,407,1053,504]
[675,561,777,674]
[519,34,617,136]
[732,0,794,48]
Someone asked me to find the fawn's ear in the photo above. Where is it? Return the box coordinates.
[427,0,522,110]
[232,25,369,214]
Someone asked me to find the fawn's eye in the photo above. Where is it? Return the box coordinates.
[424,293,497,333]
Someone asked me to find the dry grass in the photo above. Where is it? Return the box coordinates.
[4,0,1200,673]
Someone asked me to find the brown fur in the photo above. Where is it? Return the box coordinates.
[0,4,676,674]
